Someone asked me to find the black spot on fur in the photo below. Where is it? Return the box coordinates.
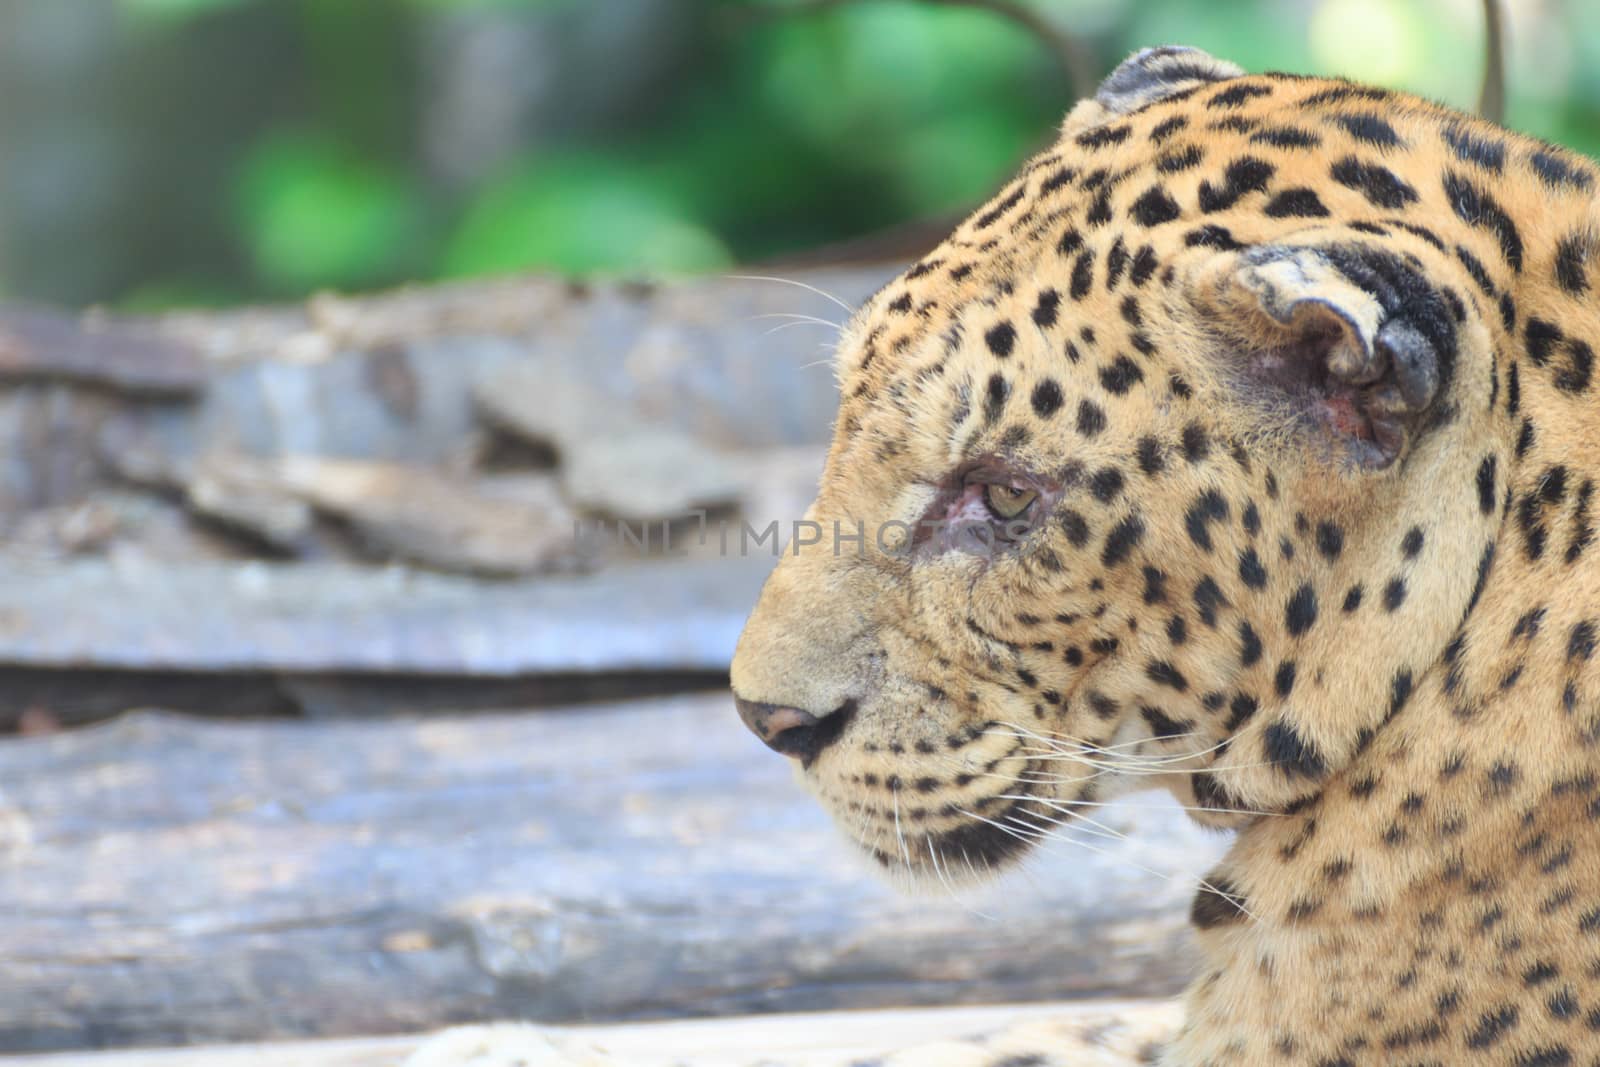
[1455,245,1497,297]
[1286,583,1318,636]
[1529,148,1594,191]
[1264,187,1330,218]
[1032,288,1062,327]
[1238,547,1268,588]
[1275,660,1297,697]
[1149,115,1187,142]
[1070,249,1095,299]
[1185,490,1230,552]
[1101,514,1145,567]
[1194,576,1228,628]
[1076,399,1107,437]
[1091,467,1125,503]
[983,373,1009,422]
[1076,123,1132,149]
[1100,355,1144,395]
[1198,157,1274,213]
[1105,238,1129,290]
[1191,875,1250,928]
[1086,188,1113,227]
[1238,621,1263,667]
[1383,577,1408,612]
[1060,510,1090,548]
[1137,436,1164,475]
[1556,236,1590,295]
[1129,245,1159,286]
[1040,166,1077,194]
[1146,661,1189,693]
[1131,186,1183,226]
[1208,82,1271,108]
[1331,156,1419,209]
[1467,541,1496,617]
[1333,112,1404,148]
[977,179,1027,226]
[1142,566,1168,605]
[1184,224,1242,250]
[1391,669,1414,717]
[1443,171,1524,271]
[1478,455,1498,515]
[1401,526,1424,558]
[1316,521,1344,560]
[1265,720,1327,779]
[1464,1003,1518,1049]
[985,321,1017,358]
[1569,621,1598,663]
[1525,317,1594,394]
[1302,85,1390,107]
[1251,125,1319,149]
[1156,145,1205,173]
[1442,123,1506,172]
[1031,379,1063,418]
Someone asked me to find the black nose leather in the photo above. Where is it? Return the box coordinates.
[734,696,857,766]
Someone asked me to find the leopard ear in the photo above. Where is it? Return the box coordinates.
[1198,244,1460,469]
[1062,46,1245,135]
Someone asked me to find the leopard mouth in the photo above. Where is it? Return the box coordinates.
[860,789,1056,884]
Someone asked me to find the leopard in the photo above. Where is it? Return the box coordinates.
[409,46,1600,1066]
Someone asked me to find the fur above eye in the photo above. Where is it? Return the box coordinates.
[983,483,1039,519]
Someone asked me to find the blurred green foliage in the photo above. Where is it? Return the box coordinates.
[23,0,1600,305]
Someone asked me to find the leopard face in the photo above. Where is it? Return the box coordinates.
[729,46,1588,890]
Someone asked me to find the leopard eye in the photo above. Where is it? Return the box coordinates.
[983,483,1039,520]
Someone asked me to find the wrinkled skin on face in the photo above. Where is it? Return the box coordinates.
[732,48,1531,887]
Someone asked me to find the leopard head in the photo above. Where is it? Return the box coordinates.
[730,46,1573,884]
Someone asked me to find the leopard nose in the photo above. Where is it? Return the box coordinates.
[734,696,856,765]
[734,697,821,757]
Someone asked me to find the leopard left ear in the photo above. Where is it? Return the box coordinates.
[1197,243,1459,469]
[1062,46,1245,137]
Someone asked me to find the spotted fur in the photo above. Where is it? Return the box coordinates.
[727,45,1600,1067]
[408,46,1600,1067]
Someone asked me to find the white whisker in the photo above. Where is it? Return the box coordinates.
[727,272,854,314]
[746,311,844,329]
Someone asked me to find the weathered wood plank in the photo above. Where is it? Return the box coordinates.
[0,696,1224,1052]
[0,308,203,396]
[0,556,772,674]
[0,1000,1178,1067]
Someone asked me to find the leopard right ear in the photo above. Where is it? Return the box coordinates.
[1062,46,1245,136]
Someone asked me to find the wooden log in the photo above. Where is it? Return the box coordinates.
[0,555,773,675]
[0,308,203,396]
[0,1000,1179,1067]
[0,696,1225,1052]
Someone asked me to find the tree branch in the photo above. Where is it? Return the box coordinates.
[1478,0,1506,124]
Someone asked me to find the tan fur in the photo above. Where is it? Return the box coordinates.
[410,48,1600,1067]
[729,47,1600,1066]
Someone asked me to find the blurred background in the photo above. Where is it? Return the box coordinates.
[2,0,1595,309]
[0,1,1592,1059]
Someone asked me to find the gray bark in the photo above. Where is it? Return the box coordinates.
[0,694,1225,1052]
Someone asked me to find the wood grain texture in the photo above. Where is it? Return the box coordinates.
[0,695,1224,1052]
[0,555,772,675]
[0,1000,1180,1067]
